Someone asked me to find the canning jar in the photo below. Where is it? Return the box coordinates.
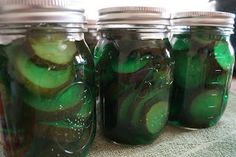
[169,11,235,129]
[0,1,95,157]
[85,20,99,54]
[213,0,236,76]
[95,7,173,145]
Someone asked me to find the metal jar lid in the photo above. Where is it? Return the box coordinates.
[98,6,170,29]
[172,11,235,28]
[0,0,86,24]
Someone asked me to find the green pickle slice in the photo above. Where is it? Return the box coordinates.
[23,83,85,112]
[143,101,168,134]
[214,41,234,70]
[131,88,168,132]
[14,52,73,95]
[190,89,223,126]
[26,34,77,66]
[131,91,158,125]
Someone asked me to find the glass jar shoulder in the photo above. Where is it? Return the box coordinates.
[95,35,172,66]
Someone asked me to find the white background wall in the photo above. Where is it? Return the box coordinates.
[78,0,215,19]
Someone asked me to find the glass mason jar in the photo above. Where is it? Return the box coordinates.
[95,7,173,145]
[85,20,100,55]
[0,1,95,157]
[169,11,235,129]
[213,0,236,76]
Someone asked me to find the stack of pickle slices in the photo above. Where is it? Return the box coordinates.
[0,32,94,156]
[170,29,233,128]
[95,39,173,144]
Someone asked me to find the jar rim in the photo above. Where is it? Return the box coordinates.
[171,11,235,28]
[171,25,234,35]
[0,4,86,24]
[98,6,171,28]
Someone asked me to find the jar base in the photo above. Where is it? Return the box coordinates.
[168,121,216,130]
[102,131,155,146]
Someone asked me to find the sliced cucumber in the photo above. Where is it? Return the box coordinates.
[214,41,234,70]
[131,88,168,127]
[26,34,77,66]
[23,83,85,115]
[14,51,73,95]
[143,101,168,134]
[190,90,223,126]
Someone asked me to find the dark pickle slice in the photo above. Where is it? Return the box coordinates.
[25,33,77,66]
[14,51,73,96]
[189,90,223,127]
[35,117,92,144]
[142,101,168,134]
[214,41,234,71]
[112,48,153,74]
[23,83,89,121]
